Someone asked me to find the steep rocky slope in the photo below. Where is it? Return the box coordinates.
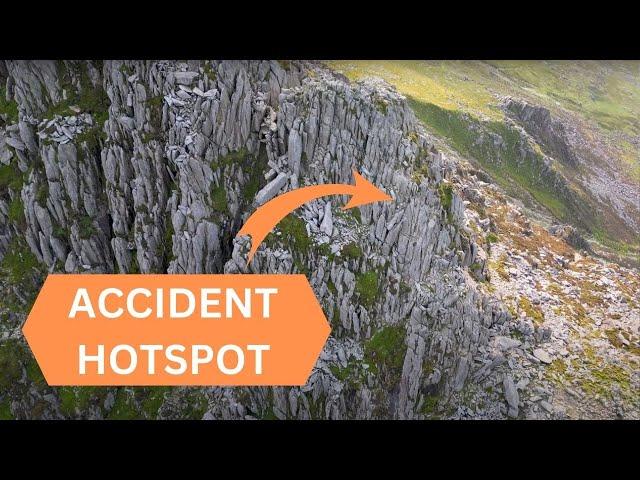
[1,60,511,419]
[1,60,638,420]
[324,61,639,419]
[449,160,639,419]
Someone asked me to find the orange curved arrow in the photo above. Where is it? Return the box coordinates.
[237,171,392,263]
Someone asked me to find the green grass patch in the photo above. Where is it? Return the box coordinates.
[78,215,96,239]
[57,387,106,416]
[341,242,363,261]
[0,85,19,124]
[438,183,453,211]
[243,173,261,202]
[26,355,46,386]
[0,340,24,389]
[53,224,69,239]
[316,242,333,259]
[179,390,208,419]
[409,98,569,221]
[0,238,40,285]
[0,238,43,312]
[420,394,440,416]
[0,162,24,192]
[329,361,364,389]
[274,214,311,254]
[8,196,25,224]
[210,146,269,207]
[43,61,110,127]
[490,60,639,135]
[355,271,379,308]
[0,338,44,390]
[364,325,406,376]
[59,387,81,415]
[328,60,505,121]
[242,145,269,203]
[140,387,170,418]
[329,362,356,382]
[210,185,228,214]
[107,389,139,420]
[212,148,248,170]
[36,183,49,207]
[545,359,568,385]
[604,329,640,356]
[0,399,13,419]
[438,182,454,221]
[159,215,175,270]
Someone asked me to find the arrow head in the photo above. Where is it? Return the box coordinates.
[342,171,393,210]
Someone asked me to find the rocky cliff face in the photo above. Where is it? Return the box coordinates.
[0,60,509,419]
[503,98,640,246]
[503,99,580,169]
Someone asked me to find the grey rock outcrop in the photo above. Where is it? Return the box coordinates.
[503,97,640,242]
[503,98,579,168]
[0,60,509,419]
[503,374,519,418]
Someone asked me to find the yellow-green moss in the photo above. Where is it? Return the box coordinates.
[604,329,640,356]
[485,232,499,244]
[545,359,568,384]
[518,296,545,325]
[490,254,510,280]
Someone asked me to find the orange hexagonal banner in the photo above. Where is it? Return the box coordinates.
[22,274,331,386]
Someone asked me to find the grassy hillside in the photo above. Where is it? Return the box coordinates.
[407,98,569,220]
[327,60,640,181]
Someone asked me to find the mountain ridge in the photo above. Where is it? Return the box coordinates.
[0,60,638,419]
